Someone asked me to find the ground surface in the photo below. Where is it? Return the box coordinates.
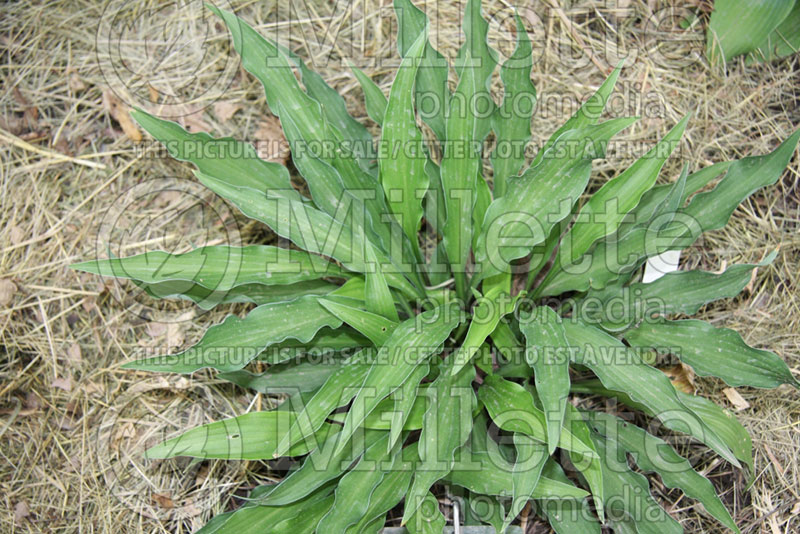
[1,1,798,533]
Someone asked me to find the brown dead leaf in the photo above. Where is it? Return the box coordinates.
[722,387,750,411]
[102,90,143,143]
[662,363,696,394]
[52,376,73,392]
[213,101,242,122]
[14,501,30,524]
[66,343,82,362]
[152,493,175,509]
[67,68,87,92]
[254,115,289,164]
[147,84,159,104]
[0,279,17,307]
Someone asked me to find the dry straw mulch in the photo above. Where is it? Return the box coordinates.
[1,1,798,533]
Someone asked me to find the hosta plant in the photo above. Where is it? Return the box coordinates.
[74,1,800,532]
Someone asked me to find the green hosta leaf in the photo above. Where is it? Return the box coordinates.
[531,65,621,167]
[446,447,590,500]
[586,411,740,533]
[317,436,413,532]
[403,361,476,523]
[520,306,570,454]
[555,114,689,266]
[144,410,339,460]
[707,0,796,65]
[133,278,339,310]
[352,65,388,126]
[624,319,799,388]
[466,492,506,533]
[365,243,400,321]
[441,48,482,298]
[479,375,598,458]
[393,0,451,141]
[451,281,522,376]
[471,172,493,251]
[539,459,602,534]
[387,363,428,451]
[257,429,386,506]
[455,0,498,140]
[380,27,429,250]
[491,13,536,198]
[129,109,300,200]
[503,433,548,531]
[475,118,637,280]
[218,358,343,395]
[748,1,800,63]
[198,488,334,534]
[123,295,342,373]
[275,350,373,456]
[571,379,755,474]
[562,404,605,522]
[562,320,741,467]
[406,492,446,534]
[575,252,777,331]
[334,305,463,455]
[195,172,419,298]
[319,297,397,346]
[589,431,682,534]
[72,245,347,292]
[255,326,368,364]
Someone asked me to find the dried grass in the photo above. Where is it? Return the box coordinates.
[1,0,798,533]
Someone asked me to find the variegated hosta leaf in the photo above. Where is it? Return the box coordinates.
[319,297,398,346]
[574,252,777,331]
[589,431,683,534]
[539,128,800,296]
[490,12,536,198]
[380,27,429,252]
[144,409,339,460]
[520,306,571,454]
[474,117,637,280]
[571,378,755,474]
[624,319,799,388]
[562,320,741,467]
[479,375,598,458]
[585,410,741,533]
[123,295,343,373]
[402,360,476,523]
[333,305,463,455]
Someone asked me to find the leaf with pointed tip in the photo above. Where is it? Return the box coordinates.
[319,298,397,346]
[333,305,463,456]
[706,0,795,65]
[748,1,800,63]
[352,65,388,126]
[570,379,754,474]
[440,48,482,298]
[402,361,476,523]
[365,243,400,321]
[275,350,373,457]
[555,114,690,267]
[575,252,777,331]
[479,375,597,458]
[562,320,740,467]
[475,118,637,280]
[586,410,740,533]
[256,429,386,506]
[218,358,344,395]
[503,433,548,531]
[393,0,451,141]
[144,410,339,460]
[539,459,602,534]
[520,306,570,454]
[589,431,683,534]
[380,27,429,250]
[491,13,536,198]
[625,319,798,388]
[451,282,521,376]
[123,295,342,373]
[445,447,590,500]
